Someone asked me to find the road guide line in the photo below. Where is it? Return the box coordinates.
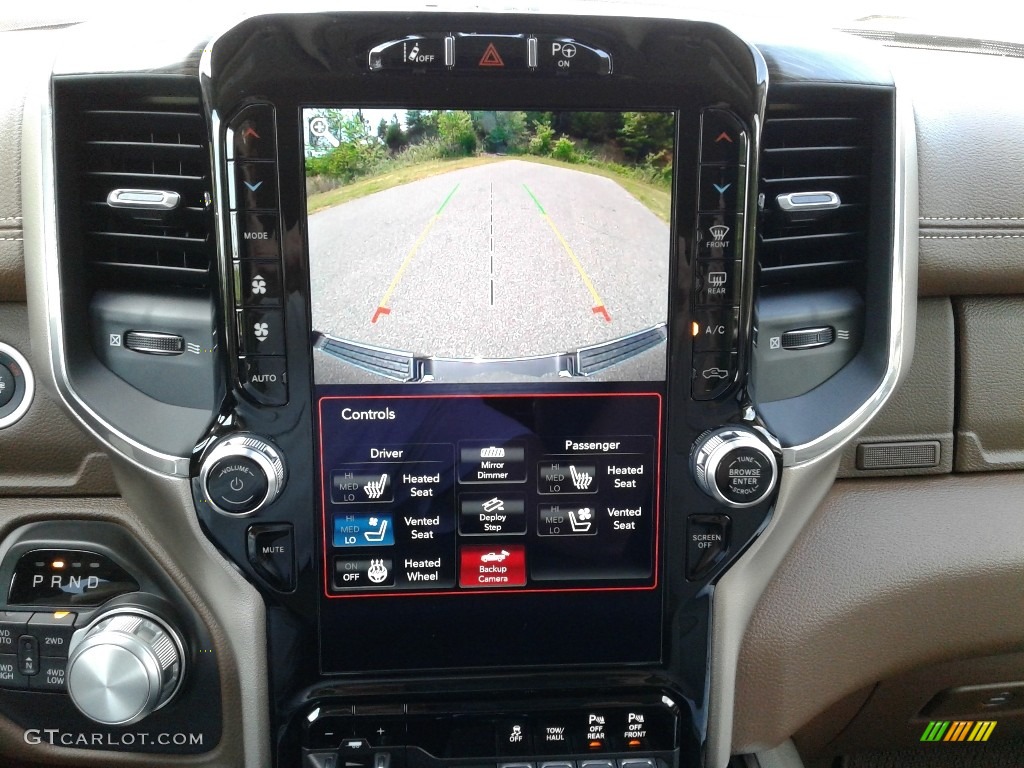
[371,183,460,324]
[522,183,611,322]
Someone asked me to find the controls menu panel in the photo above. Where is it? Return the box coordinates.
[318,393,662,597]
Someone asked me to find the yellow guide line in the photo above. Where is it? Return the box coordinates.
[377,215,439,311]
[373,184,459,323]
[541,214,606,309]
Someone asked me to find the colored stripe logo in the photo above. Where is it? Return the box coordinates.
[921,721,996,742]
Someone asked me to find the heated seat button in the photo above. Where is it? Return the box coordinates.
[247,524,295,591]
[207,457,269,514]
[369,35,451,70]
[454,34,529,71]
[687,515,731,579]
[228,104,277,161]
[240,356,288,406]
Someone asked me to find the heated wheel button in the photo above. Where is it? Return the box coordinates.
[207,457,269,513]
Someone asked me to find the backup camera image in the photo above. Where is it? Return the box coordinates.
[304,108,672,384]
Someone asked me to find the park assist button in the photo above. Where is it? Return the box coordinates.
[369,35,451,70]
[459,441,527,484]
[535,37,612,74]
[454,34,529,71]
[459,545,526,588]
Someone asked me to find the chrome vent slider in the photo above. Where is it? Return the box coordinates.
[106,188,181,210]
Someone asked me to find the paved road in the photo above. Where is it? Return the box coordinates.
[309,159,669,379]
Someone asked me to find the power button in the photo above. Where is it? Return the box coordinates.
[205,457,269,513]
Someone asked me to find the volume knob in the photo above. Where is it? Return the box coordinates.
[66,609,184,725]
[691,427,778,508]
[199,434,286,515]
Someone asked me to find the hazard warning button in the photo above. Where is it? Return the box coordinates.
[454,33,529,71]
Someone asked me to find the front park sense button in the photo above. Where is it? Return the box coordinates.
[247,524,295,591]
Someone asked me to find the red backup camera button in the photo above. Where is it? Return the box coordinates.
[459,545,526,588]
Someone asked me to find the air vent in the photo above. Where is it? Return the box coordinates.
[56,77,215,291]
[757,89,881,289]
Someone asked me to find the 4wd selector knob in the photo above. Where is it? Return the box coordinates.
[691,427,778,508]
[200,434,286,514]
[66,609,185,726]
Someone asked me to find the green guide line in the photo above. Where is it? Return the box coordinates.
[522,184,546,215]
[436,183,460,216]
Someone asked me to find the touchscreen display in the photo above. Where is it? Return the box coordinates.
[303,108,672,385]
[306,108,671,667]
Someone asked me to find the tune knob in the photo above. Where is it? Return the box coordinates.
[199,434,286,514]
[691,427,778,508]
[66,609,185,725]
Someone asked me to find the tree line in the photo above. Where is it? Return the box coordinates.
[305,109,674,187]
